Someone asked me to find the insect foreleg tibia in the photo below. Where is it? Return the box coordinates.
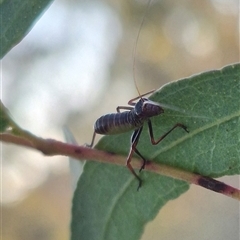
[128,89,156,105]
[147,120,189,145]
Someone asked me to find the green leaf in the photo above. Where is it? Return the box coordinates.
[0,0,53,58]
[0,100,12,132]
[71,63,240,240]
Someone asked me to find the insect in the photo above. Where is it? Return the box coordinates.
[88,0,189,189]
[88,90,189,190]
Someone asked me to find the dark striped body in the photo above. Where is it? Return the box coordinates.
[94,110,145,135]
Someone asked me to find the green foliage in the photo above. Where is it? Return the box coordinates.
[0,101,12,131]
[0,0,53,58]
[71,63,240,240]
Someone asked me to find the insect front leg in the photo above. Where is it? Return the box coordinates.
[147,119,189,145]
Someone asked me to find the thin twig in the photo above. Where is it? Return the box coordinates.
[1,132,239,201]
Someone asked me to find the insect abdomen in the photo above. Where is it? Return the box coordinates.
[94,111,144,135]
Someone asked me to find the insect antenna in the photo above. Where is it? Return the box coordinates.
[133,0,153,98]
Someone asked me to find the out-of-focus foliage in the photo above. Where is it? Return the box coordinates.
[0,0,53,58]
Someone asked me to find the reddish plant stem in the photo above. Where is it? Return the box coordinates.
[1,132,240,201]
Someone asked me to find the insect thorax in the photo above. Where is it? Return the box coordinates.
[134,98,164,118]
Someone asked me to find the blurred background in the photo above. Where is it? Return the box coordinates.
[1,0,239,239]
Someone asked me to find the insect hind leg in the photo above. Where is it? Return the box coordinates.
[126,150,143,191]
[147,119,189,145]
[126,127,147,190]
[86,131,96,148]
[130,127,148,172]
[133,148,147,172]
